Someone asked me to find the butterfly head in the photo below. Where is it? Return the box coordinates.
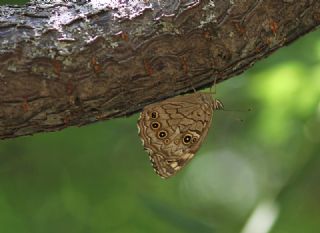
[213,99,224,110]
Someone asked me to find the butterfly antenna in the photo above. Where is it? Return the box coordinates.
[222,107,252,112]
[220,107,253,123]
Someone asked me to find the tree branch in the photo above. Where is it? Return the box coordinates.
[0,0,319,139]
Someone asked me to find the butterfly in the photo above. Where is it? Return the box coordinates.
[137,92,223,178]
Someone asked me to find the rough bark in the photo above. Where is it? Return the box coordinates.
[0,0,319,139]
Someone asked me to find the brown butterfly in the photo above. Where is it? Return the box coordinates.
[137,92,223,178]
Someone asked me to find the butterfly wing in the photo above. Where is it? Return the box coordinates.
[138,93,215,178]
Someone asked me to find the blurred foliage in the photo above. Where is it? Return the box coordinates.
[1,1,320,233]
[0,0,27,4]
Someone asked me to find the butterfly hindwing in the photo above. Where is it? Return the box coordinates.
[138,93,218,178]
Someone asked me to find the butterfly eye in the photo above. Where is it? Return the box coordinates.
[151,122,160,129]
[158,130,167,139]
[192,137,198,143]
[150,111,158,119]
[183,134,192,144]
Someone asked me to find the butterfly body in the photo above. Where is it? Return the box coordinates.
[137,92,223,178]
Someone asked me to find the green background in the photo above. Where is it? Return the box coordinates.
[1,1,320,233]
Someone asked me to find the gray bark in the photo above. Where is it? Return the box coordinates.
[0,0,319,139]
